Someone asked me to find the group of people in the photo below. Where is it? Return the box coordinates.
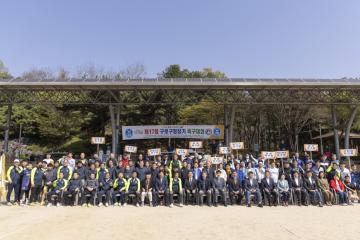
[2,151,360,208]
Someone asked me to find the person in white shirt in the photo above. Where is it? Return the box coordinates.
[269,161,279,183]
[340,162,351,181]
[254,161,266,183]
[43,154,54,165]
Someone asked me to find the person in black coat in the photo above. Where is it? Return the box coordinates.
[244,171,263,207]
[228,171,243,205]
[261,170,279,206]
[303,170,323,207]
[291,170,308,206]
[153,171,169,206]
[197,171,212,206]
[184,171,197,205]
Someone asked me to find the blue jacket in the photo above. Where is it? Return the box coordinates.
[31,167,44,186]
[21,169,31,190]
[68,179,82,191]
[100,178,113,191]
[7,166,22,183]
[154,177,168,191]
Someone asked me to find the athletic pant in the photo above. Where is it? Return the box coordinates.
[7,182,20,203]
[112,190,126,204]
[30,185,43,203]
[97,190,112,204]
[82,189,96,205]
[169,190,184,204]
[47,190,63,205]
[20,189,30,203]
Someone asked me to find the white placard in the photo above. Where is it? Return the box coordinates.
[175,148,189,156]
[304,144,319,152]
[219,147,231,155]
[261,151,276,160]
[340,149,358,157]
[229,142,244,150]
[276,151,289,159]
[189,141,203,149]
[91,137,105,144]
[147,148,161,156]
[211,156,224,164]
[124,145,138,153]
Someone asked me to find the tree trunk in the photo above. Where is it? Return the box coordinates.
[345,106,357,161]
[109,105,116,154]
[331,105,340,160]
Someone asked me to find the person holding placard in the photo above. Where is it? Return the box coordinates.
[244,171,263,208]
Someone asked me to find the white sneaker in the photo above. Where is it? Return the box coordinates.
[123,203,127,207]
[105,203,109,207]
[47,203,52,207]
[56,203,60,207]
[170,204,174,208]
[179,203,184,207]
[98,203,103,207]
[136,203,140,207]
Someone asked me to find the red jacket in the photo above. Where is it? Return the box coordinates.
[121,158,129,168]
[330,179,345,192]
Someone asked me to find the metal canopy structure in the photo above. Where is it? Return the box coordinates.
[0,78,360,105]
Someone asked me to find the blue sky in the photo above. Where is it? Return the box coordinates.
[1,0,360,78]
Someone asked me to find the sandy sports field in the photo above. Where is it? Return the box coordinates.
[0,204,359,240]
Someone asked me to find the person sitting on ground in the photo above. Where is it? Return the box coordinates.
[261,170,278,206]
[169,172,184,208]
[244,171,263,208]
[303,170,323,207]
[277,173,290,207]
[82,172,98,207]
[317,171,334,206]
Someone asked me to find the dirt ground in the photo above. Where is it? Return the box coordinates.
[0,204,359,240]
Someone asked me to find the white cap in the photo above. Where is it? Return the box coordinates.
[14,159,20,163]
